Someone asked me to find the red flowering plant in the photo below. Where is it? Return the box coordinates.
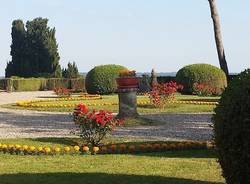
[73,104,124,146]
[193,83,217,96]
[149,81,183,108]
[54,88,72,97]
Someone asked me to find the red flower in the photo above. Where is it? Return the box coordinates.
[77,103,88,114]
[73,104,123,146]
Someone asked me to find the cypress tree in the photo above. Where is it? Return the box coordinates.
[26,17,61,77]
[5,17,61,78]
[5,20,26,77]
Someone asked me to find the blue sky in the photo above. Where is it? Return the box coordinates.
[0,0,250,76]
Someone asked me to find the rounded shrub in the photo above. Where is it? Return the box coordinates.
[176,63,227,95]
[213,69,250,184]
[85,64,127,94]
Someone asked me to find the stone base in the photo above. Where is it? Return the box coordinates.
[117,88,139,119]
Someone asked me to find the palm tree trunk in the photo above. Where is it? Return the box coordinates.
[208,0,229,77]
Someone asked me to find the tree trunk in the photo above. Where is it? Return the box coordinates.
[208,0,229,77]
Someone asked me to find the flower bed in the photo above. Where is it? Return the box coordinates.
[0,141,213,156]
[15,96,218,109]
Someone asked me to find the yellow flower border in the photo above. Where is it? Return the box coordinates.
[16,98,218,108]
[0,141,213,156]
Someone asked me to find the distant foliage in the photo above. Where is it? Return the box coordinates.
[176,63,227,95]
[5,17,61,78]
[85,64,127,94]
[213,69,250,184]
[62,62,80,78]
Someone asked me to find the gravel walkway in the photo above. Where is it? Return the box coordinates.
[0,91,213,141]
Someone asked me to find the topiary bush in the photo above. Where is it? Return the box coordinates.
[85,64,127,94]
[213,69,250,184]
[176,63,227,95]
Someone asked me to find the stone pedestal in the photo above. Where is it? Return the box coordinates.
[117,88,139,119]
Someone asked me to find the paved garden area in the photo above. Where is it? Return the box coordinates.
[0,91,213,141]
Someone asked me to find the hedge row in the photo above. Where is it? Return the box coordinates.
[0,75,237,92]
[0,78,85,92]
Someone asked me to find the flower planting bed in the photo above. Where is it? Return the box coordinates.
[15,95,218,109]
[0,141,212,156]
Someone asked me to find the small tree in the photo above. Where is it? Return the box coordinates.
[150,69,158,87]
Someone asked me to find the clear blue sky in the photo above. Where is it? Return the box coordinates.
[1,0,250,76]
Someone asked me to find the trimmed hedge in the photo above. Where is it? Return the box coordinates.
[70,78,85,91]
[12,78,47,91]
[176,63,227,95]
[0,78,85,92]
[0,79,7,90]
[85,64,127,94]
[213,69,250,184]
[46,78,69,90]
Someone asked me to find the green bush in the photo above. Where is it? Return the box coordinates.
[176,63,227,95]
[85,64,127,94]
[213,69,250,184]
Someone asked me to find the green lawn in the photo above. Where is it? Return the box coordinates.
[0,138,224,184]
[1,94,220,113]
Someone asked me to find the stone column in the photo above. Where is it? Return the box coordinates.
[117,88,139,119]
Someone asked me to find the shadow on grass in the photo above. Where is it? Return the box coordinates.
[133,149,217,159]
[0,173,223,184]
[33,137,83,146]
[36,96,61,99]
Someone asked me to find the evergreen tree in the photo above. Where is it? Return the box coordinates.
[5,17,61,78]
[26,18,61,77]
[150,68,158,87]
[5,20,26,77]
[62,62,79,78]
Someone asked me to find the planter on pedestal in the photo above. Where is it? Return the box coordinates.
[116,77,139,119]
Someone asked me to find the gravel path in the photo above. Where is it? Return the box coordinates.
[0,91,213,141]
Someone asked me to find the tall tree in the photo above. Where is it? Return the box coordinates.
[5,17,61,78]
[26,18,61,77]
[208,0,229,77]
[5,20,26,77]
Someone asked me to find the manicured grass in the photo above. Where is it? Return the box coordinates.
[0,138,224,184]
[1,94,219,113]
